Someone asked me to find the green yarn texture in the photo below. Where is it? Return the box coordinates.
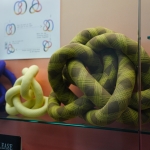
[47,27,150,126]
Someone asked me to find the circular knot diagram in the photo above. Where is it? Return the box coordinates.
[0,60,16,107]
[43,19,54,32]
[47,26,150,126]
[29,0,42,14]
[14,0,27,15]
[5,65,48,117]
[7,44,15,54]
[6,23,16,35]
[43,40,52,52]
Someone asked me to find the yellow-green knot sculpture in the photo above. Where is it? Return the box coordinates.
[5,65,48,117]
[47,26,150,126]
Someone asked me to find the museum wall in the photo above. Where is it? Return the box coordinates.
[0,0,150,149]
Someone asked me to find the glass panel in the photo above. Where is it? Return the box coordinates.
[141,0,150,136]
[0,0,144,136]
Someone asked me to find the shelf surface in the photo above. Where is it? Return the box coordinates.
[1,106,150,135]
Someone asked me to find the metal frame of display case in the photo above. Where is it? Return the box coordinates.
[138,0,142,149]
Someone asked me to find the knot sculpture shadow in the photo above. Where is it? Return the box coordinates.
[47,27,150,126]
[0,60,16,107]
[5,65,48,117]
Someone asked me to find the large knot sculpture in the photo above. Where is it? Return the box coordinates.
[0,60,16,107]
[47,26,150,126]
[5,65,48,117]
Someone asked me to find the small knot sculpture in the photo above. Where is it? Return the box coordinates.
[0,60,16,106]
[5,65,48,117]
[47,26,150,126]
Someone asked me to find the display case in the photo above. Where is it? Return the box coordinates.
[0,0,150,149]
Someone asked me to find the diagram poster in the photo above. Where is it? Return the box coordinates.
[0,0,60,60]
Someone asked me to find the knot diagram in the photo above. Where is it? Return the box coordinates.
[42,40,52,52]
[29,0,42,14]
[7,44,15,54]
[6,24,16,35]
[47,26,150,126]
[43,19,54,32]
[14,0,27,15]
[14,0,42,15]
[5,65,48,117]
[0,60,16,107]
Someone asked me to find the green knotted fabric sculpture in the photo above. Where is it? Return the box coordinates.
[47,26,150,126]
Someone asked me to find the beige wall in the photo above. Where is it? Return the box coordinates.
[141,0,150,53]
[61,0,138,45]
[4,0,147,96]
